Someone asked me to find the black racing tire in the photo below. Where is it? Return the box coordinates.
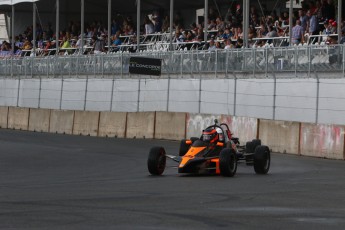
[147,147,166,175]
[219,148,237,177]
[253,145,270,174]
[252,139,261,147]
[246,139,261,153]
[179,139,191,156]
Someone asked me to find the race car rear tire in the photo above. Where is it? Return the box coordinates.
[148,147,166,175]
[179,139,190,156]
[219,148,237,177]
[253,145,270,174]
[245,139,261,166]
[245,139,261,153]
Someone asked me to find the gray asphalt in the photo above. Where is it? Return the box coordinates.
[0,129,345,230]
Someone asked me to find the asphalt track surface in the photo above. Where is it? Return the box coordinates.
[1,129,345,230]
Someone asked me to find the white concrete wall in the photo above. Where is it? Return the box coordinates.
[1,77,345,125]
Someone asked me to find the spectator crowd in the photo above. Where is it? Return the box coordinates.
[1,0,345,57]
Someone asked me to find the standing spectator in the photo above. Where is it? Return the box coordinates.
[144,16,154,35]
[291,20,305,45]
[92,35,105,54]
[162,15,170,32]
[322,0,336,21]
[152,11,162,33]
[307,10,319,36]
[299,10,308,31]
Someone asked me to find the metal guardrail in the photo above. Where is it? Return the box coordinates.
[0,44,344,78]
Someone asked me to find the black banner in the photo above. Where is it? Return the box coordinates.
[129,57,162,76]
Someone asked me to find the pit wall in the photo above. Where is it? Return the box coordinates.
[0,106,344,160]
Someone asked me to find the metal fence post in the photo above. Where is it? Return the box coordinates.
[273,75,276,120]
[59,75,64,110]
[137,78,141,112]
[265,47,268,77]
[180,52,183,77]
[198,77,202,113]
[316,75,320,124]
[308,46,311,77]
[110,74,115,112]
[38,76,42,108]
[225,49,228,78]
[233,75,237,116]
[84,75,89,111]
[215,50,218,78]
[16,76,21,107]
[167,77,170,112]
[343,46,345,77]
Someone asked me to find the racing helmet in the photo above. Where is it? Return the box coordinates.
[202,128,218,143]
[216,127,224,141]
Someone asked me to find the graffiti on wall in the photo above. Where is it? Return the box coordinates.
[301,124,344,159]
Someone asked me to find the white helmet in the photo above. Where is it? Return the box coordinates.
[216,127,224,141]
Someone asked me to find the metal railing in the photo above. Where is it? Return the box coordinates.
[0,44,344,78]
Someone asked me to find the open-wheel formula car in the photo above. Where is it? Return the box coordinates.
[147,119,270,177]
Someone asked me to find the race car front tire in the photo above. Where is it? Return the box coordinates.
[148,146,166,175]
[219,148,237,177]
[253,145,270,174]
[179,137,199,156]
[179,139,190,156]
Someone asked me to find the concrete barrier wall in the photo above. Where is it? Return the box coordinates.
[126,112,155,139]
[0,106,8,128]
[73,111,100,136]
[300,123,345,160]
[258,120,300,154]
[155,112,186,140]
[0,106,344,160]
[98,112,127,138]
[49,110,75,135]
[221,115,258,144]
[186,113,221,138]
[8,107,29,130]
[28,108,51,132]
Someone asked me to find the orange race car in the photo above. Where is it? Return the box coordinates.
[147,119,270,177]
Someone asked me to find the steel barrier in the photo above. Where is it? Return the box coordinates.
[0,45,344,78]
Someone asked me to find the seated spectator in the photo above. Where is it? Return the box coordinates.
[112,34,122,52]
[224,39,233,49]
[235,38,243,48]
[266,25,278,44]
[186,30,195,41]
[22,39,32,50]
[340,31,345,44]
[59,36,71,54]
[322,21,332,35]
[223,28,233,40]
[43,40,53,56]
[208,38,216,51]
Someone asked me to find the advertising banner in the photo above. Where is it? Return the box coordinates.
[129,57,162,76]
